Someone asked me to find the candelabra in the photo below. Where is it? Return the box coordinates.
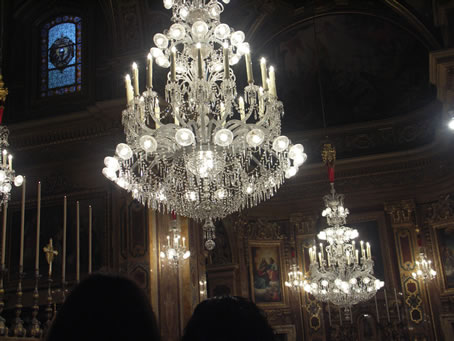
[13,270,25,337]
[30,268,42,338]
[102,0,307,226]
[412,252,436,281]
[160,215,191,268]
[202,219,216,250]
[285,264,306,290]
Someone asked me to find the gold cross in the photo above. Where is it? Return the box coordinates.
[43,238,58,277]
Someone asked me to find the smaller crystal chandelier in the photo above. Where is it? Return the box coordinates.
[0,74,24,205]
[160,214,191,268]
[285,264,306,290]
[412,252,436,281]
[307,145,384,309]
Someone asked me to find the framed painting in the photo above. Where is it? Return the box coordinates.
[248,241,286,307]
[433,223,454,294]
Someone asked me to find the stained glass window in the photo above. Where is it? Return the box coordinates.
[40,16,82,97]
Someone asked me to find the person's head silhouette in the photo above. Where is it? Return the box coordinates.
[182,296,275,341]
[46,274,160,341]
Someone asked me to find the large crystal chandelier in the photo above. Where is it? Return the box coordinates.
[102,0,307,222]
[160,214,191,268]
[0,75,24,205]
[307,145,384,309]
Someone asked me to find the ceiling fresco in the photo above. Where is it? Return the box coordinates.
[260,13,435,133]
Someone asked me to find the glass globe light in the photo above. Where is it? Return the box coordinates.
[246,129,265,147]
[229,54,240,65]
[449,117,454,130]
[116,143,133,160]
[150,47,164,59]
[169,23,186,40]
[2,183,11,193]
[214,24,230,40]
[272,136,290,152]
[209,3,221,17]
[154,33,169,49]
[222,0,230,3]
[179,6,189,19]
[230,31,245,46]
[205,239,216,251]
[237,42,250,56]
[215,188,226,200]
[175,128,195,146]
[102,167,117,181]
[214,129,234,147]
[0,170,6,183]
[293,153,308,166]
[156,56,170,68]
[163,0,173,9]
[318,231,327,240]
[288,144,305,159]
[185,191,198,202]
[116,177,129,190]
[104,156,120,171]
[192,21,209,39]
[285,166,298,179]
[14,175,24,187]
[139,135,158,153]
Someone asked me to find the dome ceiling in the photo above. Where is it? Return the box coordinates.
[260,13,435,132]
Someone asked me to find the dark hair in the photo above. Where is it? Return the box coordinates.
[182,296,275,341]
[46,274,160,341]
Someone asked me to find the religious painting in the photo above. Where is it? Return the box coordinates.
[248,241,285,306]
[434,225,454,293]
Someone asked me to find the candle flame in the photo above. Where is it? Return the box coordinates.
[132,62,138,69]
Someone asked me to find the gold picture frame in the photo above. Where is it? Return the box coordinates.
[431,221,454,295]
[248,240,287,307]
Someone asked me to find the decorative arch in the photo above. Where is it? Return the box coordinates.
[40,15,82,97]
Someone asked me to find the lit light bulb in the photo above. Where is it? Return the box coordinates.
[285,166,298,179]
[154,33,168,49]
[449,117,454,130]
[175,128,195,146]
[272,136,290,153]
[14,175,24,187]
[139,135,158,153]
[169,23,186,40]
[215,24,230,40]
[246,129,265,147]
[104,156,120,171]
[116,143,133,160]
[214,129,233,147]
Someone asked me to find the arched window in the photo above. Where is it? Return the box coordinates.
[40,16,82,97]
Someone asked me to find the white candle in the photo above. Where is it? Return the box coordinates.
[327,252,331,267]
[320,243,324,260]
[318,252,322,266]
[174,106,180,126]
[384,289,390,322]
[355,249,359,264]
[260,57,268,90]
[88,205,92,274]
[367,242,371,260]
[197,43,203,79]
[1,202,7,268]
[245,50,254,84]
[394,288,401,322]
[239,97,245,120]
[170,47,176,82]
[155,99,160,129]
[132,62,139,96]
[167,235,170,246]
[147,54,153,89]
[19,177,26,269]
[269,66,277,97]
[2,150,6,167]
[62,196,67,283]
[374,294,380,322]
[223,43,229,80]
[76,201,80,282]
[35,181,41,272]
[182,237,186,248]
[8,155,12,171]
[125,75,133,104]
